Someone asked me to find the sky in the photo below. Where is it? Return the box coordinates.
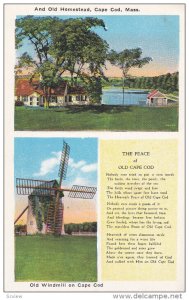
[16,15,179,77]
[15,138,98,224]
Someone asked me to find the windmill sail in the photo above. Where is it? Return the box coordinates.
[46,198,64,235]
[68,185,97,199]
[58,141,70,184]
[49,141,70,235]
[16,178,57,196]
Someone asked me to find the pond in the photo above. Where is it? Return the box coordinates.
[102,88,149,106]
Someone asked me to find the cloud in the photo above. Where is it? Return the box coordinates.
[69,157,97,173]
[81,163,97,173]
[33,153,97,178]
[71,176,91,187]
[69,157,86,169]
[33,151,61,177]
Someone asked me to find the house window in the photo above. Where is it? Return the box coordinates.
[81,95,87,101]
[69,96,72,102]
[50,96,57,103]
[22,96,28,102]
[76,95,80,101]
[30,97,33,105]
[36,97,40,106]
[30,221,33,226]
[17,96,20,101]
[151,98,154,103]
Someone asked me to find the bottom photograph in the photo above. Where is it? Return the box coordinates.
[14,137,98,282]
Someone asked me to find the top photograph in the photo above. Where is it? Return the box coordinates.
[14,14,180,131]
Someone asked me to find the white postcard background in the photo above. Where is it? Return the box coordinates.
[4,3,185,293]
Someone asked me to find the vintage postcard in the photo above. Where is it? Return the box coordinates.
[4,3,185,294]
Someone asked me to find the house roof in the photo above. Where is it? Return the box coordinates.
[15,78,43,96]
[148,90,166,99]
[147,90,158,99]
[68,86,86,95]
[50,82,67,96]
[15,78,67,96]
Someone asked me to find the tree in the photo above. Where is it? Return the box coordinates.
[16,16,57,108]
[66,224,73,235]
[171,72,178,92]
[16,16,108,106]
[108,48,152,105]
[81,76,103,103]
[91,222,97,232]
[50,17,108,103]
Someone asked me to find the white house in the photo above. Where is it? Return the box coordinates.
[147,90,168,106]
[15,77,90,107]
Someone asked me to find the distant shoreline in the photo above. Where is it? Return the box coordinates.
[102,86,149,92]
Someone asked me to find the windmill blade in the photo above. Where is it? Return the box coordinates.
[16,178,57,196]
[68,185,97,199]
[58,141,70,183]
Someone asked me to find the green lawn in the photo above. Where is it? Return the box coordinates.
[15,235,97,281]
[15,105,178,131]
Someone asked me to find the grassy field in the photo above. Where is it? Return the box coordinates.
[15,235,97,281]
[15,105,178,131]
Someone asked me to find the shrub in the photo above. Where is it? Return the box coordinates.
[15,100,24,106]
[66,226,73,235]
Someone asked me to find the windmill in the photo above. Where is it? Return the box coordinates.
[15,141,97,235]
